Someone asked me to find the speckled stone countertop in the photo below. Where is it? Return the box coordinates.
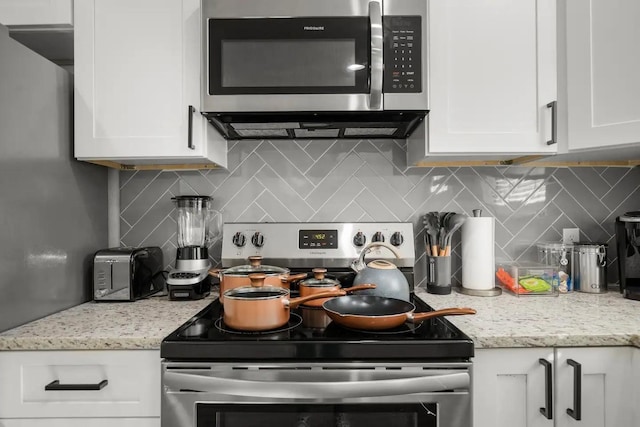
[0,294,216,351]
[416,288,640,349]
[0,289,638,351]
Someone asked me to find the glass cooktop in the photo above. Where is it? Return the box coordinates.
[161,293,474,362]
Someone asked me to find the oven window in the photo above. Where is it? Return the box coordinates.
[196,403,436,427]
[209,17,370,95]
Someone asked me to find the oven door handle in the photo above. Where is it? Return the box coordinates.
[164,371,469,399]
[368,0,383,110]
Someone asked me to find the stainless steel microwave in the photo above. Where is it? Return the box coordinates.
[201,0,429,140]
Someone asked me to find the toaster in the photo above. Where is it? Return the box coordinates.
[93,247,165,302]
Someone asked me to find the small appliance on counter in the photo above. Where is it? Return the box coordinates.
[572,242,608,294]
[616,212,640,300]
[166,196,221,301]
[93,247,165,302]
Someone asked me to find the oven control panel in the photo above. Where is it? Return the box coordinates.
[221,222,415,268]
[383,16,422,93]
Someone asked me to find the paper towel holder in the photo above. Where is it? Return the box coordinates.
[457,208,503,296]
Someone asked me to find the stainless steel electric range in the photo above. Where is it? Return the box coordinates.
[161,222,474,427]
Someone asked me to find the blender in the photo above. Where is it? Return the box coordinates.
[166,195,221,300]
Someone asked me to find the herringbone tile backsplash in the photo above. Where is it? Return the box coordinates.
[119,139,640,288]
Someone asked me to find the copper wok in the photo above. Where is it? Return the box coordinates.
[321,295,476,331]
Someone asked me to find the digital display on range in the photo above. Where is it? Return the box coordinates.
[299,229,338,249]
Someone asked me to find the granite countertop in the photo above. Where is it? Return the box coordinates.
[0,294,216,351]
[0,289,639,351]
[417,288,640,349]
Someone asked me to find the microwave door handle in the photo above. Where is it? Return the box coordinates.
[369,1,383,110]
[164,371,469,399]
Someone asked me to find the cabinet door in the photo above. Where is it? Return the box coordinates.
[74,0,225,166]
[555,347,633,427]
[474,348,554,427]
[634,348,640,426]
[425,0,557,156]
[0,0,72,27]
[566,0,640,151]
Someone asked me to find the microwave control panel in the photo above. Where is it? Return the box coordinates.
[383,16,422,93]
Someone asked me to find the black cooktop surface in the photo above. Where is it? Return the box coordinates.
[161,293,474,361]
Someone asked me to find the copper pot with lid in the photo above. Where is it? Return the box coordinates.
[298,268,376,307]
[222,273,345,331]
[209,256,306,303]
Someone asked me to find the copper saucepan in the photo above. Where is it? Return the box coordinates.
[322,294,476,331]
[223,273,346,331]
[298,268,377,307]
[209,256,307,303]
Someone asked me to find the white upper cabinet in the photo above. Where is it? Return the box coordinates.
[74,0,226,169]
[565,0,640,151]
[0,0,72,27]
[408,0,557,164]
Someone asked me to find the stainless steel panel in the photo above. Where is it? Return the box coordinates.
[383,0,429,110]
[203,0,372,18]
[204,93,373,113]
[221,222,415,267]
[0,26,108,332]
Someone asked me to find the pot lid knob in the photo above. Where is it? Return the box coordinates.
[248,256,263,267]
[312,268,327,280]
[248,273,266,288]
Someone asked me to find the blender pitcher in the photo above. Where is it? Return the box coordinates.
[172,196,222,270]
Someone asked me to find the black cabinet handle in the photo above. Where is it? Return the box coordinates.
[45,379,108,391]
[187,105,196,150]
[566,359,582,420]
[546,101,557,145]
[539,358,553,419]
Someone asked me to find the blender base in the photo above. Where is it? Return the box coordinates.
[166,268,212,301]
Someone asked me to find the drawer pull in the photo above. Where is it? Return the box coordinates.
[44,379,108,391]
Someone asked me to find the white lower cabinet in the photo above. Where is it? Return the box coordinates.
[474,347,634,427]
[0,350,160,425]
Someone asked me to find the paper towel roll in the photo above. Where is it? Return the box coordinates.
[461,216,495,290]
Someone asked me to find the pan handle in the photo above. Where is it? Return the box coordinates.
[164,370,470,399]
[287,290,347,308]
[409,307,477,324]
[342,284,377,293]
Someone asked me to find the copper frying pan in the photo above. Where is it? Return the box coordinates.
[322,295,476,331]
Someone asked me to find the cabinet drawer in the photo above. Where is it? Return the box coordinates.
[0,418,159,427]
[0,350,159,419]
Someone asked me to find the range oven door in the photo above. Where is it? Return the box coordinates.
[162,362,472,427]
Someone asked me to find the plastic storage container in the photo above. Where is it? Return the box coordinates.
[537,242,573,292]
[495,262,559,296]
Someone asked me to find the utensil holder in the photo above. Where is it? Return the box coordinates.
[427,256,452,295]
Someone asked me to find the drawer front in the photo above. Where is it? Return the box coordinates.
[0,350,159,418]
[0,418,159,427]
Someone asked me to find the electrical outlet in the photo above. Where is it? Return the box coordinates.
[563,228,580,244]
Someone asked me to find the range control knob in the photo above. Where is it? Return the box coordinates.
[372,231,385,243]
[390,231,404,247]
[251,232,264,248]
[353,231,367,247]
[232,232,246,247]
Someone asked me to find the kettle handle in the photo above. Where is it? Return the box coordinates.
[351,242,402,272]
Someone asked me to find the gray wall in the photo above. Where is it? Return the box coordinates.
[0,29,108,332]
[119,139,640,288]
